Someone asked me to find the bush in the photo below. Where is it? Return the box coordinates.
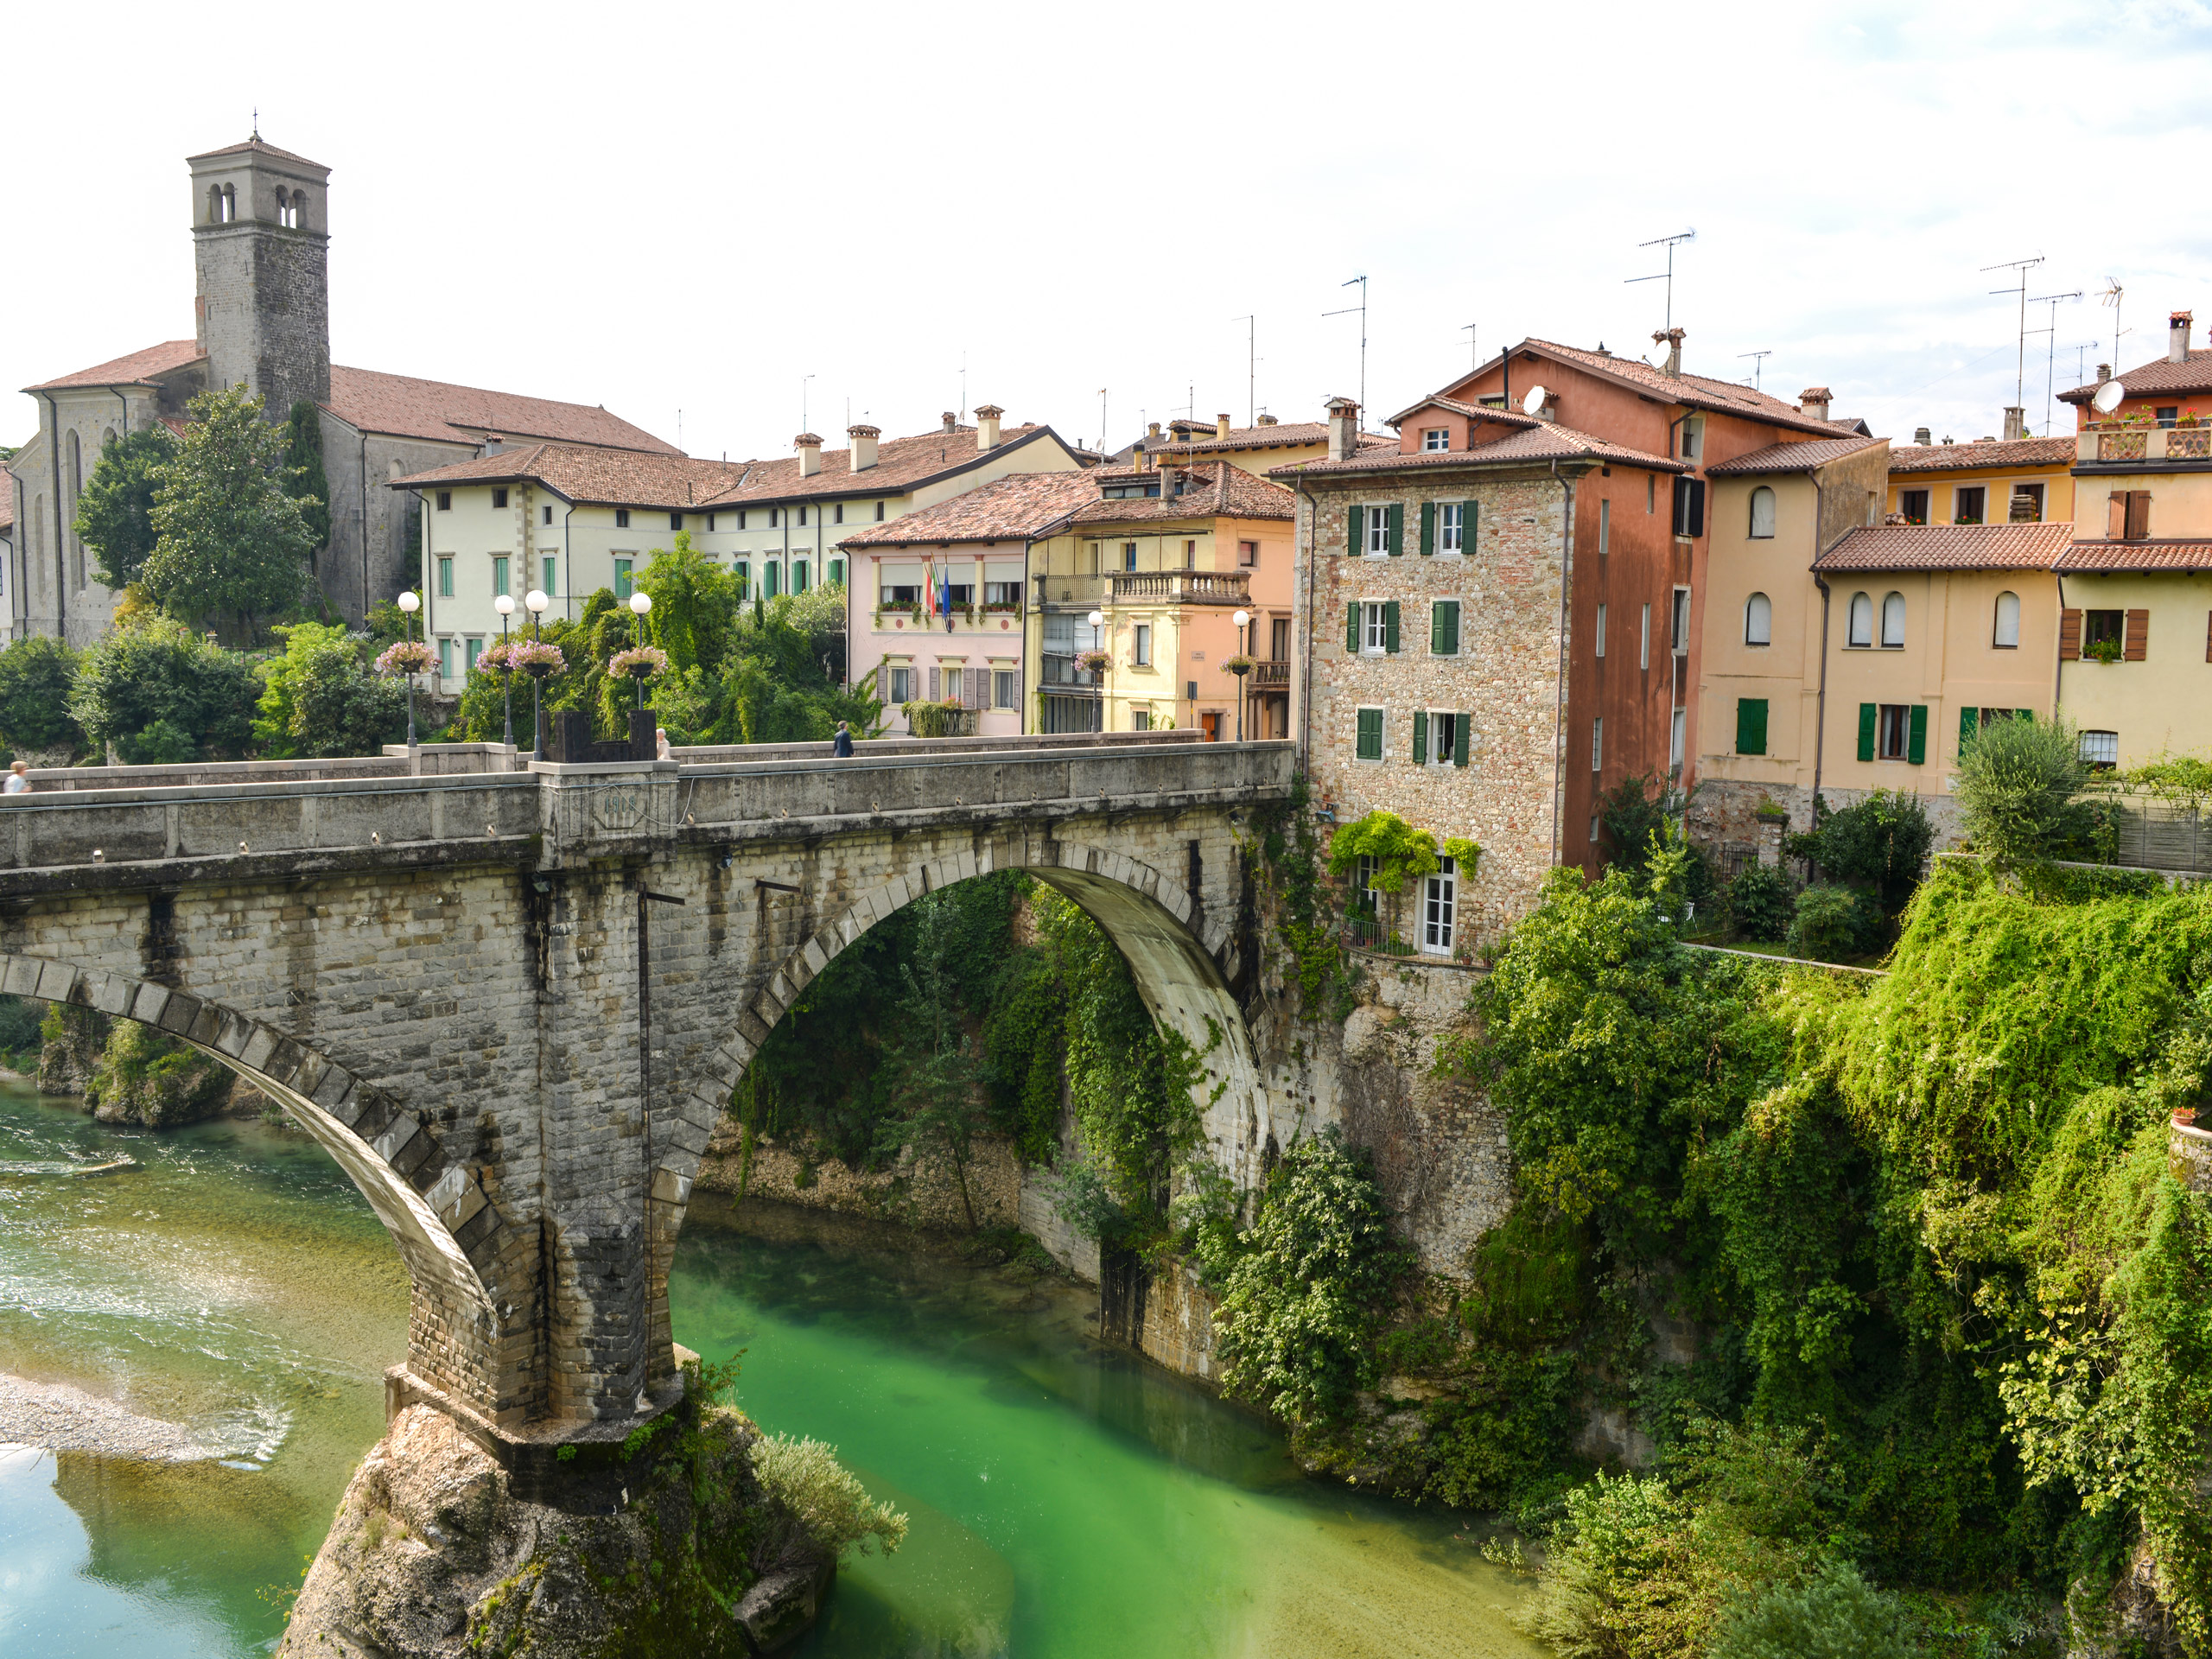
[1791,791,1932,917]
[748,1433,906,1566]
[1950,713,2096,870]
[1728,863,1795,942]
[1786,884,1883,961]
[254,622,408,758]
[0,635,86,760]
[67,617,256,763]
[1708,1559,1923,1659]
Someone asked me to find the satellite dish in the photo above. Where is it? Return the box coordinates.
[2092,378,2126,414]
[1522,384,1549,416]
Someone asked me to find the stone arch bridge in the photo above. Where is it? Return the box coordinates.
[0,731,1294,1461]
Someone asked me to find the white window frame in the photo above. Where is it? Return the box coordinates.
[993,670,1019,710]
[1134,622,1152,666]
[888,666,912,704]
[1599,498,1611,555]
[1592,715,1604,772]
[1672,586,1693,653]
[1745,592,1772,647]
[1749,485,1777,539]
[1438,500,1465,554]
[1596,602,1607,658]
[1362,602,1389,654]
[1421,855,1458,955]
[1423,709,1463,767]
[2081,729,2120,767]
[1670,707,1686,771]
[1993,590,2021,650]
[1366,505,1391,556]
[1880,590,1906,649]
[1423,428,1450,451]
[1847,591,1874,647]
[1640,602,1652,670]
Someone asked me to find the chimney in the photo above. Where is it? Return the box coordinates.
[795,432,823,477]
[847,423,880,472]
[1913,426,1931,447]
[482,433,504,455]
[1147,421,1161,441]
[1216,412,1231,439]
[942,410,958,435]
[2173,311,2195,365]
[1652,327,1684,377]
[974,404,1004,451]
[1325,396,1358,462]
[1799,386,1833,423]
[1256,413,1278,427]
[2097,364,2112,385]
[2002,406,2027,441]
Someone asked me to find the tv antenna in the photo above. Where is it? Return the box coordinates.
[958,353,967,423]
[799,375,814,435]
[2100,278,2127,366]
[1738,350,1771,391]
[1981,255,2046,411]
[1232,315,1255,426]
[1625,230,1695,333]
[1097,388,1108,456]
[1461,322,1479,372]
[1324,275,1369,417]
[2026,290,2082,435]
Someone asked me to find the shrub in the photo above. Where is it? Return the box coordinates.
[748,1433,906,1566]
[254,622,407,759]
[1786,884,1882,961]
[1791,791,1933,917]
[0,635,86,760]
[1950,713,2096,870]
[1728,863,1794,942]
[67,618,256,763]
[1707,1559,1923,1659]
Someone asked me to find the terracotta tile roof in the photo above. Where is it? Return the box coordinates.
[390,443,747,507]
[1886,436,2076,474]
[25,340,205,392]
[1706,435,1889,476]
[188,136,326,169]
[1070,462,1296,524]
[323,365,677,453]
[2053,538,2212,572]
[1383,393,1544,428]
[1443,339,1848,438]
[1268,421,1681,478]
[1145,420,1393,456]
[836,471,1101,548]
[2059,349,2212,404]
[1814,523,2073,572]
[700,422,1077,506]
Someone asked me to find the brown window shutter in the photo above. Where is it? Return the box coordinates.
[2126,491,2152,541]
[2060,607,2082,660]
[2109,492,2128,540]
[2126,608,2150,661]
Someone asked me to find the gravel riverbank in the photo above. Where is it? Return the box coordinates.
[0,1371,216,1461]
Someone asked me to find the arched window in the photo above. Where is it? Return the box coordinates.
[1993,589,2020,649]
[220,184,237,223]
[1847,591,1873,647]
[275,188,290,227]
[207,183,223,224]
[1748,486,1777,539]
[1745,591,1772,646]
[1880,591,1906,648]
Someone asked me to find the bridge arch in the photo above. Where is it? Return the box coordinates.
[0,949,519,1411]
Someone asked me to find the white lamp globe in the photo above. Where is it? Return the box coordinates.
[524,590,550,615]
[494,594,515,616]
[1232,609,1250,629]
[1086,609,1103,629]
[629,592,652,615]
[395,591,420,613]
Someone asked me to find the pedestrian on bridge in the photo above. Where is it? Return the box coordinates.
[831,721,854,759]
[3,761,29,795]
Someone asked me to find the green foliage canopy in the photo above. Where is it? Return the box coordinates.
[143,386,315,635]
[0,635,86,759]
[281,399,332,558]
[253,622,408,759]
[1949,713,2097,870]
[72,426,176,591]
[67,615,257,763]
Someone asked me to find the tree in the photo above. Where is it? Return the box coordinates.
[874,899,994,1230]
[1950,713,2096,870]
[1789,791,1933,918]
[142,385,315,637]
[72,426,176,591]
[68,617,257,764]
[282,399,333,563]
[0,636,86,760]
[254,622,408,759]
[636,531,740,674]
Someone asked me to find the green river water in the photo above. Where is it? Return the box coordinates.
[0,1080,1541,1656]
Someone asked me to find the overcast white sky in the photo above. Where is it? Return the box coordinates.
[8,2,2210,463]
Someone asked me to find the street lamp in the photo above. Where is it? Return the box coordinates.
[627,591,654,709]
[1230,607,1251,743]
[524,589,550,755]
[1087,608,1104,736]
[395,589,422,747]
[493,594,516,747]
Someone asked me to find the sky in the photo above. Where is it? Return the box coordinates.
[7,1,2212,464]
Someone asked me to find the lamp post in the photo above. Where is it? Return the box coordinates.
[395,589,421,747]
[1231,607,1251,743]
[524,588,549,755]
[493,594,516,747]
[627,591,654,709]
[1087,607,1104,736]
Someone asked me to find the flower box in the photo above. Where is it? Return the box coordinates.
[374,640,435,676]
[1076,650,1111,675]
[608,645,670,679]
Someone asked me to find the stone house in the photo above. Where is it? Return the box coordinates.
[6,136,677,644]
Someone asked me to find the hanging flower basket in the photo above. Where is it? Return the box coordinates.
[1076,649,1111,675]
[374,640,435,676]
[1222,653,1255,676]
[510,639,566,679]
[479,639,519,673]
[608,645,671,681]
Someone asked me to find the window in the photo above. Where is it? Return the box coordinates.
[1595,602,1607,658]
[1735,697,1769,755]
[615,558,633,600]
[1422,855,1458,954]
[1438,501,1465,554]
[1847,591,1873,647]
[2109,490,2152,541]
[1640,602,1651,669]
[1238,540,1258,567]
[1647,474,1656,513]
[1351,854,1382,911]
[1423,428,1449,451]
[793,561,810,594]
[1428,599,1461,655]
[542,505,553,526]
[1954,486,1986,525]
[437,556,454,597]
[1356,707,1383,760]
[465,637,483,674]
[798,507,808,527]
[1745,592,1772,646]
[436,491,452,512]
[1679,416,1705,461]
[1670,708,1686,771]
[438,638,455,680]
[1133,710,1152,732]
[708,514,717,531]
[888,666,912,704]
[881,582,920,606]
[1420,711,1468,767]
[1360,601,1395,653]
[993,671,1019,709]
[492,556,510,595]
[615,509,631,528]
[1269,618,1290,660]
[981,581,1019,607]
[828,558,845,588]
[1592,716,1604,771]
[1672,588,1692,652]
[1748,486,1776,539]
[667,512,681,531]
[2157,407,2180,428]
[834,504,844,525]
[1134,624,1152,666]
[492,488,509,510]
[1599,499,1611,555]
[2084,609,2125,655]
[1671,478,1707,537]
[1994,590,2021,648]
[769,509,779,529]
[1860,702,1926,763]
[2081,729,2120,769]
[1122,543,1139,572]
[543,556,557,596]
[764,562,779,597]
[2010,483,2045,523]
[738,511,749,530]
[1880,591,1905,648]
[1366,505,1391,556]
[944,582,974,608]
[1899,488,1929,525]
[874,502,885,522]
[734,560,750,599]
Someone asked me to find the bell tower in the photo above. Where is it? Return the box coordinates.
[188,134,331,416]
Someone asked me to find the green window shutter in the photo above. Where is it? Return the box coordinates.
[1387,502,1404,556]
[1429,601,1446,654]
[1357,708,1382,760]
[1958,704,1980,756]
[1735,697,1768,756]
[1455,714,1471,767]
[1857,702,1877,762]
[1349,504,1363,553]
[1347,602,1360,652]
[1908,703,1928,765]
[1464,499,1478,548]
[1384,600,1402,653]
[1420,501,1435,556]
[1442,601,1460,655]
[1412,711,1427,764]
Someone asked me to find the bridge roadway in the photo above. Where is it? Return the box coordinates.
[0,731,1296,1462]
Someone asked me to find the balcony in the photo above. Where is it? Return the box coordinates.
[1252,659,1292,692]
[2082,424,2212,465]
[1032,570,1253,610]
[1039,653,1103,692]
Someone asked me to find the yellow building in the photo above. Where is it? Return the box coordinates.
[1885,435,2076,528]
[1141,413,1348,479]
[1027,461,1296,738]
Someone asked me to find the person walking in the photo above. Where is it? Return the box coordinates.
[831,721,854,759]
[3,761,28,795]
[655,728,672,761]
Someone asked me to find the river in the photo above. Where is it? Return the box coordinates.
[0,1080,1541,1656]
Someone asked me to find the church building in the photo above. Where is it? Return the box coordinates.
[7,136,677,643]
